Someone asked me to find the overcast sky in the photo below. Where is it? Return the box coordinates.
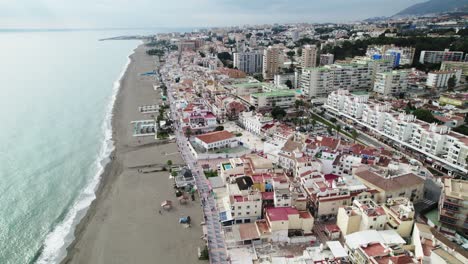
[1,0,425,29]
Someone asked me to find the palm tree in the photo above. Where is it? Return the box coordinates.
[185,127,192,138]
[335,125,342,139]
[351,129,359,143]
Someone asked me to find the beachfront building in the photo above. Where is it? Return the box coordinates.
[263,46,283,80]
[336,199,387,236]
[373,70,409,96]
[419,49,464,64]
[438,178,468,234]
[250,90,296,110]
[233,51,263,74]
[320,53,334,66]
[301,45,318,68]
[426,69,462,89]
[193,130,238,151]
[325,90,468,175]
[264,207,314,242]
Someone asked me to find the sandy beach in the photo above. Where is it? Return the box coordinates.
[62,45,205,264]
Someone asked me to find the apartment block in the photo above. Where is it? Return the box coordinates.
[250,90,296,109]
[233,51,263,74]
[320,53,334,66]
[438,178,468,234]
[263,46,283,80]
[301,45,318,68]
[419,49,464,64]
[337,199,387,236]
[426,69,462,88]
[326,90,468,174]
[373,70,409,96]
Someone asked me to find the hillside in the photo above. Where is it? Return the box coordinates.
[396,0,468,16]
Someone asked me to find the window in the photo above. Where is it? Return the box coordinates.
[373,217,377,221]
[380,224,383,228]
[238,212,241,216]
[238,206,241,210]
[370,225,373,229]
[246,205,250,209]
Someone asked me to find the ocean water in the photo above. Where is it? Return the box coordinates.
[0,30,141,264]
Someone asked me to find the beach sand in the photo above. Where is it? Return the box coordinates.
[62,45,205,264]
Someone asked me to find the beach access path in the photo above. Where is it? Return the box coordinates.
[62,45,204,264]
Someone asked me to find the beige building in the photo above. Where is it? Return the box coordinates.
[438,178,468,234]
[263,46,283,80]
[382,197,415,238]
[302,45,318,68]
[337,199,387,236]
[353,167,424,203]
[265,207,314,242]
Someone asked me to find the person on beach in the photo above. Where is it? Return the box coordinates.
[158,210,162,215]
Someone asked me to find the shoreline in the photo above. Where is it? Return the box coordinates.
[61,44,205,264]
[59,47,135,264]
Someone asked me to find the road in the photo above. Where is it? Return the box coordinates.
[165,75,228,263]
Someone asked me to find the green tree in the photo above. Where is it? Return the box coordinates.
[167,160,173,166]
[285,80,293,89]
[271,106,286,120]
[185,127,192,138]
[311,119,317,129]
[447,76,456,91]
[413,108,439,123]
[286,50,295,62]
[214,126,224,131]
[335,124,342,139]
[327,125,333,135]
[330,117,337,123]
[294,99,305,109]
[351,129,359,143]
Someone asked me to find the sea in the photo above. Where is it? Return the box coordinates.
[0,29,180,264]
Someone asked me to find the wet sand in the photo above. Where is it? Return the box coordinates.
[62,45,204,264]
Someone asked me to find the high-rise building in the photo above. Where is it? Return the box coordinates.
[373,70,409,96]
[301,45,318,68]
[441,61,468,77]
[263,46,283,80]
[366,45,415,66]
[300,58,388,98]
[320,53,334,66]
[419,49,464,64]
[233,51,263,74]
[438,178,468,234]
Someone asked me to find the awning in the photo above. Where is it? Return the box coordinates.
[219,210,233,222]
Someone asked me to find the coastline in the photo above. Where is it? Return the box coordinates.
[61,44,205,264]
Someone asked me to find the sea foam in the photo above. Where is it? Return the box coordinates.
[36,46,137,264]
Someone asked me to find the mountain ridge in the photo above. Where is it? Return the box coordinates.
[395,0,468,16]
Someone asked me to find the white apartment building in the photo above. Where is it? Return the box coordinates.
[302,45,318,68]
[274,73,297,88]
[426,69,462,88]
[250,90,296,109]
[326,90,468,174]
[263,46,284,80]
[239,111,273,135]
[320,53,334,66]
[373,70,409,96]
[419,49,464,64]
[233,51,263,74]
[300,58,392,98]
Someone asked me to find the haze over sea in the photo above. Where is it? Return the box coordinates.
[0,29,154,264]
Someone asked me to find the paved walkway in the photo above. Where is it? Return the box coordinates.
[167,81,228,263]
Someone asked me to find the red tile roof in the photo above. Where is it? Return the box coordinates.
[195,130,235,144]
[355,169,424,191]
[266,207,299,221]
